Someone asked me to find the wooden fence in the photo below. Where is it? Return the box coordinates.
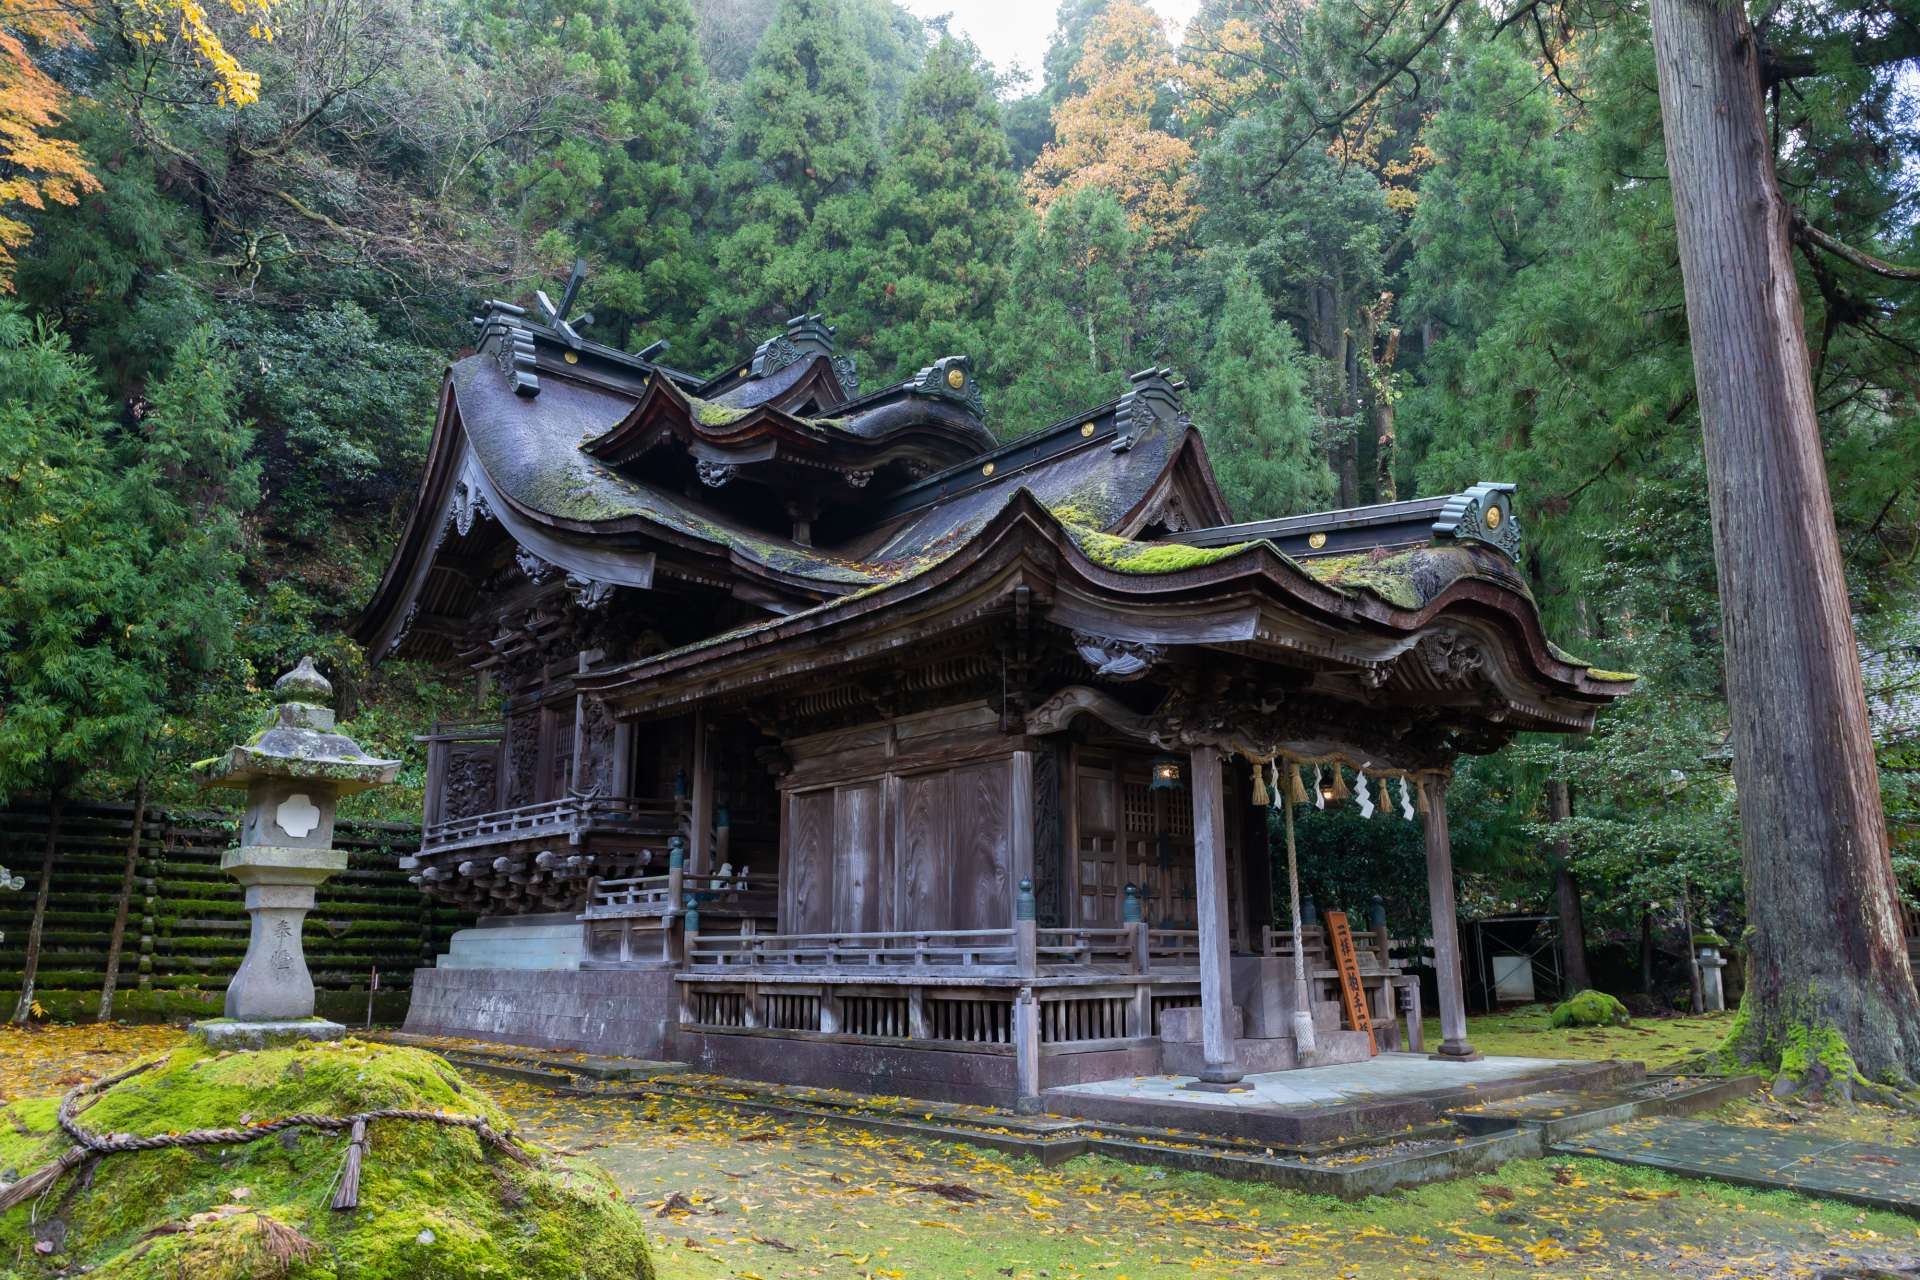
[0,798,459,1008]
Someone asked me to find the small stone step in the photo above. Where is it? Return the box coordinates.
[1449,1074,1761,1144]
[440,1053,577,1088]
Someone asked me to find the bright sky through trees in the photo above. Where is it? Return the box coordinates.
[899,0,1201,82]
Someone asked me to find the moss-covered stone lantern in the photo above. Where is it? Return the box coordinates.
[190,657,399,1045]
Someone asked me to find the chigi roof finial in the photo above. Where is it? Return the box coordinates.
[535,258,594,350]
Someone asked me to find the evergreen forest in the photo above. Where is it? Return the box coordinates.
[1,0,1916,1013]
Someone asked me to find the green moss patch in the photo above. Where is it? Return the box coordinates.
[1297,548,1434,611]
[0,1038,654,1279]
[1062,522,1251,574]
[1550,990,1631,1028]
[686,397,750,428]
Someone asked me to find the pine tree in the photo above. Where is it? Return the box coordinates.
[857,35,1025,384]
[990,185,1139,433]
[1195,268,1333,521]
[705,0,882,351]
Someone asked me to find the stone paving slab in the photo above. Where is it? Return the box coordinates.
[1059,1052,1575,1108]
[1555,1116,1920,1216]
[1044,1052,1642,1145]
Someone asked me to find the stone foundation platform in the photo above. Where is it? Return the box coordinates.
[404,965,680,1058]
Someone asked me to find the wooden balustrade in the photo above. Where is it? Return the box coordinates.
[687,928,1020,969]
[422,794,683,854]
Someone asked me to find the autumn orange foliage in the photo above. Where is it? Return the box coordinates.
[0,0,274,287]
[1025,0,1198,247]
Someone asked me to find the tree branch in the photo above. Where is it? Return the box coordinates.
[1793,211,1920,281]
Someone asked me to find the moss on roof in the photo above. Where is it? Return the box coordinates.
[1297,549,1432,610]
[1586,668,1641,682]
[687,397,751,427]
[1064,523,1252,573]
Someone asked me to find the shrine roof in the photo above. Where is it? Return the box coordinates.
[578,490,1636,736]
[450,356,886,587]
[355,296,1619,715]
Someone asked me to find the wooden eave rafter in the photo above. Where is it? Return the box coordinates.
[578,489,1630,726]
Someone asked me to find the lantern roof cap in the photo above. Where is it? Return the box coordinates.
[192,661,400,794]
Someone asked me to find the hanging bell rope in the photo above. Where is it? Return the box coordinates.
[1278,754,1317,1057]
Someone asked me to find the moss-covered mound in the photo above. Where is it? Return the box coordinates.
[0,1037,654,1279]
[1550,989,1631,1028]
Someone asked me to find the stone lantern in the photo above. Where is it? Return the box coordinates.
[190,658,399,1045]
[1695,926,1728,1013]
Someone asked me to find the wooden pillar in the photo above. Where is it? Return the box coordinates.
[688,708,712,875]
[1010,749,1035,900]
[1013,986,1042,1113]
[1189,745,1242,1084]
[1422,773,1479,1060]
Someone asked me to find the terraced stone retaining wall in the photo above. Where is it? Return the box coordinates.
[0,798,460,1020]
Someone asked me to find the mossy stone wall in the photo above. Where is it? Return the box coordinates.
[0,799,463,1015]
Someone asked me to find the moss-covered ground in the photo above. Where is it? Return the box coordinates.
[6,1019,1920,1278]
[1426,1004,1735,1066]
[0,1029,655,1279]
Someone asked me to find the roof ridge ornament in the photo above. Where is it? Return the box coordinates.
[1432,482,1522,562]
[472,303,541,398]
[1112,366,1189,453]
[752,313,838,378]
[909,355,986,420]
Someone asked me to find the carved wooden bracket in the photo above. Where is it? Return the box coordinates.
[1071,631,1163,682]
[1024,686,1155,739]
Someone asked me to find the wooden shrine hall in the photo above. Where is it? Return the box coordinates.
[357,286,1633,1109]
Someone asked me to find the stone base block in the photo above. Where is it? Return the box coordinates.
[191,1018,346,1050]
[1158,1005,1244,1043]
[404,966,680,1058]
[437,920,586,971]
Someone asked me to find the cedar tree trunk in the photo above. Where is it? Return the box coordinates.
[1545,779,1593,994]
[1649,0,1920,1080]
[9,790,63,1025]
[97,780,150,1022]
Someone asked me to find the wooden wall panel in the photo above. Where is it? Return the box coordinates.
[787,790,834,934]
[834,782,885,932]
[897,772,952,932]
[951,760,1012,931]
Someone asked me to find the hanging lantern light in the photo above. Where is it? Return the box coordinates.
[1148,754,1185,792]
[1319,768,1341,806]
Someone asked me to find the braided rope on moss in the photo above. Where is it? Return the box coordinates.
[0,1055,536,1216]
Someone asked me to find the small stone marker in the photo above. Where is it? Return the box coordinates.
[189,657,399,1047]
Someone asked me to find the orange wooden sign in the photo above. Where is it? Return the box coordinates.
[1323,911,1378,1056]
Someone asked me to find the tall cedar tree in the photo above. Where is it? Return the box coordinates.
[990,185,1139,432]
[0,316,256,1021]
[95,327,259,1020]
[858,35,1025,386]
[1648,0,1920,1084]
[508,0,713,355]
[1195,269,1332,521]
[706,0,882,349]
